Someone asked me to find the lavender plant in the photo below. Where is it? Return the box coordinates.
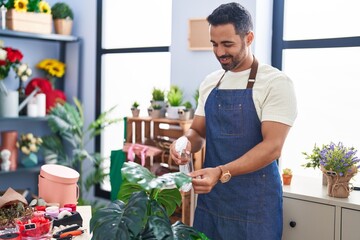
[319,142,360,176]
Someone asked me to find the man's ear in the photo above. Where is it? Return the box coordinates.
[245,31,254,46]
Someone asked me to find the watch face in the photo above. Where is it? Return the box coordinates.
[221,172,231,183]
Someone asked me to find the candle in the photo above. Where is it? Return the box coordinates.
[36,93,46,117]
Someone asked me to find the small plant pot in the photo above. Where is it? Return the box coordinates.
[131,108,140,117]
[54,19,73,35]
[282,174,292,185]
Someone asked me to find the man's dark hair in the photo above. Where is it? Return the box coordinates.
[207,2,253,37]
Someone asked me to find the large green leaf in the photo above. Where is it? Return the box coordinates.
[90,191,149,240]
[172,221,210,240]
[122,161,191,190]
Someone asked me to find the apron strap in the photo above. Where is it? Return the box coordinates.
[215,70,227,88]
[246,56,258,89]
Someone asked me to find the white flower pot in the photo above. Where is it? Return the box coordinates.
[166,106,185,119]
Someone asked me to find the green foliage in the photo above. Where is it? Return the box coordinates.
[51,2,74,20]
[151,104,162,110]
[47,98,121,205]
[41,135,68,164]
[90,162,209,240]
[131,101,139,109]
[167,85,183,107]
[282,168,292,175]
[183,101,193,110]
[302,144,322,169]
[152,87,165,101]
[193,89,199,108]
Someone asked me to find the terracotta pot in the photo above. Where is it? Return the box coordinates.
[0,130,18,171]
[282,174,292,185]
[54,19,73,35]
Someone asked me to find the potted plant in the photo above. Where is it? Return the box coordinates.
[90,161,209,240]
[166,85,185,119]
[282,168,293,185]
[151,87,166,117]
[131,101,140,117]
[303,142,360,197]
[4,0,52,34]
[148,104,163,119]
[51,2,74,35]
[46,98,122,206]
[178,101,193,121]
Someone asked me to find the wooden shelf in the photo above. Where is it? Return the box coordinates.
[0,29,79,42]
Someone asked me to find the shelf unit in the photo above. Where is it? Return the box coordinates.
[0,29,82,195]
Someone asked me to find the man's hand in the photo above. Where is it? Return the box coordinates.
[189,167,222,194]
[170,136,191,165]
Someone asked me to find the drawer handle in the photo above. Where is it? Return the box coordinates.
[289,221,296,228]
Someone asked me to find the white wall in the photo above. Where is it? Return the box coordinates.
[170,0,273,105]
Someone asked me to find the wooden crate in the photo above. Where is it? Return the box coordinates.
[6,9,52,34]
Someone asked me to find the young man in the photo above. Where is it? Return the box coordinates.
[170,2,297,239]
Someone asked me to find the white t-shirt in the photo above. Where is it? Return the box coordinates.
[195,63,298,127]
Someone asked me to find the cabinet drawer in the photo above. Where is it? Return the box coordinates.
[283,197,335,240]
[341,208,360,240]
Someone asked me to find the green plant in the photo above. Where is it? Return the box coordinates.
[51,2,74,20]
[302,144,322,169]
[41,135,68,163]
[47,98,121,206]
[152,104,162,110]
[131,101,140,109]
[152,87,165,101]
[183,101,193,110]
[193,89,199,108]
[282,168,292,175]
[167,85,183,107]
[90,161,209,240]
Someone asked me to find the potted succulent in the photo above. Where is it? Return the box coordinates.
[90,161,209,240]
[166,85,185,119]
[178,101,193,121]
[151,87,166,117]
[131,101,140,117]
[148,104,163,119]
[282,168,293,185]
[51,2,74,35]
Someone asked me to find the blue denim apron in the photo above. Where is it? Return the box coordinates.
[193,58,283,240]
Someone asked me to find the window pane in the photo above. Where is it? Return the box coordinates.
[100,52,171,188]
[102,0,172,48]
[281,47,360,182]
[284,0,360,40]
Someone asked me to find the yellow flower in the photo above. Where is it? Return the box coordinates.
[36,58,53,70]
[21,146,30,155]
[39,1,51,14]
[14,0,28,12]
[48,64,65,78]
[37,58,66,78]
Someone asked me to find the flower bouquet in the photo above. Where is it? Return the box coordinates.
[36,58,65,88]
[304,142,360,198]
[0,41,23,93]
[16,133,43,168]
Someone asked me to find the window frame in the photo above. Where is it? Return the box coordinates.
[272,0,360,70]
[94,0,170,199]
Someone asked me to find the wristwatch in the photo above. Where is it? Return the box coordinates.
[218,165,231,183]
